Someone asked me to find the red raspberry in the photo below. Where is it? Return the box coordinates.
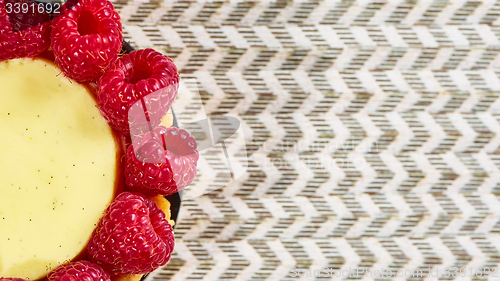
[47,260,110,281]
[51,0,122,82]
[0,0,10,34]
[0,0,51,61]
[125,126,199,196]
[87,192,174,275]
[97,48,179,136]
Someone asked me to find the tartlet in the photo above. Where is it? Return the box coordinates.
[0,0,197,279]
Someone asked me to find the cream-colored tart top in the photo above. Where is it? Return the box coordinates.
[0,58,117,280]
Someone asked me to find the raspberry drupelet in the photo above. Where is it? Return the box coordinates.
[48,261,111,281]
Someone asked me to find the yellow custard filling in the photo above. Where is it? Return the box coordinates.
[0,58,117,279]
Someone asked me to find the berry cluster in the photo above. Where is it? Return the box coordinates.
[0,0,199,278]
[47,261,111,281]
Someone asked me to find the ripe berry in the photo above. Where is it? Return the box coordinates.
[97,48,179,136]
[51,0,122,82]
[88,192,175,275]
[47,261,110,281]
[0,0,51,61]
[125,126,199,196]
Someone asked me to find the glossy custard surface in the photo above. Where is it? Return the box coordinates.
[0,58,117,279]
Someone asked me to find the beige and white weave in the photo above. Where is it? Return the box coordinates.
[115,0,500,280]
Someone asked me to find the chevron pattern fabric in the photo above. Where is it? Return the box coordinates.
[115,0,500,280]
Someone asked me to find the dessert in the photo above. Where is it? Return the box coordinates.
[0,57,119,280]
[0,0,198,279]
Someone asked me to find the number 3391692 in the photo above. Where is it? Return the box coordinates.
[5,2,60,14]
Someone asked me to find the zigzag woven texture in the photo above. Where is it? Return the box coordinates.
[114,0,500,280]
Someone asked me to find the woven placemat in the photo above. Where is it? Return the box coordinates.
[115,0,500,280]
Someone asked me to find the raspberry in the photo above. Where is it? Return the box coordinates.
[125,126,199,196]
[47,261,110,281]
[97,48,179,136]
[0,0,51,61]
[87,192,175,275]
[0,1,9,34]
[51,0,122,82]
